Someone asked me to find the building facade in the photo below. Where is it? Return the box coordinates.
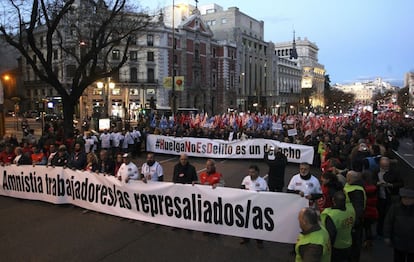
[274,37,326,111]
[404,72,414,110]
[200,5,273,113]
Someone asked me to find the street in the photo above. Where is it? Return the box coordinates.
[0,153,395,262]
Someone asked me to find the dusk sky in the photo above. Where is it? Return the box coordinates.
[140,0,414,86]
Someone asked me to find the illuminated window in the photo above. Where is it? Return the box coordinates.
[112,50,120,60]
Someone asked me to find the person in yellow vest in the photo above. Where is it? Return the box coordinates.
[321,191,355,261]
[295,207,331,262]
[343,170,366,262]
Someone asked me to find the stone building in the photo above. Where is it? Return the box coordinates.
[274,37,326,111]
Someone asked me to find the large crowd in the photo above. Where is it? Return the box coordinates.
[1,109,414,261]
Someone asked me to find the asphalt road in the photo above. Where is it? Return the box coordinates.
[0,155,394,262]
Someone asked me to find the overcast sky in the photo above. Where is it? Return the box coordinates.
[140,0,414,86]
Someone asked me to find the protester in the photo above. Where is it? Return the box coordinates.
[240,164,268,192]
[374,157,403,237]
[295,207,331,262]
[321,191,355,261]
[0,144,16,165]
[239,164,268,248]
[317,171,343,212]
[51,145,69,167]
[67,142,87,170]
[99,129,111,151]
[172,153,198,184]
[199,159,224,188]
[30,145,46,165]
[97,149,115,175]
[264,146,287,192]
[343,170,366,262]
[12,146,31,165]
[113,153,123,176]
[384,187,414,262]
[361,170,378,249]
[85,152,99,172]
[46,144,58,166]
[116,153,139,183]
[287,162,322,206]
[141,152,164,182]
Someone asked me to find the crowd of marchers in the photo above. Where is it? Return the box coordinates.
[1,111,414,261]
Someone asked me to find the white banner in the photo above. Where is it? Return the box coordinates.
[1,165,308,243]
[146,135,314,164]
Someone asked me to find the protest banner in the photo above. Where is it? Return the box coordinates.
[1,165,308,243]
[146,135,314,164]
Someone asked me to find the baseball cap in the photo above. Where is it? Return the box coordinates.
[122,153,130,158]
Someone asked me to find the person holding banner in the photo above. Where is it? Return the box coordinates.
[172,153,198,184]
[141,153,164,182]
[240,164,268,248]
[97,149,115,175]
[240,164,268,192]
[12,146,31,165]
[116,153,139,183]
[51,145,69,167]
[199,159,224,188]
[0,144,15,165]
[287,163,322,206]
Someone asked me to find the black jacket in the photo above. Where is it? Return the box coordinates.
[384,202,414,252]
[172,162,198,184]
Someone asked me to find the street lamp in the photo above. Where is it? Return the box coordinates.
[171,0,177,115]
[97,80,115,118]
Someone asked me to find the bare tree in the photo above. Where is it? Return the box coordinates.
[0,0,153,137]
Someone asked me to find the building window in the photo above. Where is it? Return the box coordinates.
[130,67,138,82]
[147,51,154,62]
[129,88,138,95]
[130,51,137,61]
[53,67,59,77]
[53,49,58,60]
[111,88,121,96]
[147,68,155,83]
[207,20,216,26]
[206,8,215,14]
[112,50,120,60]
[194,44,200,62]
[66,65,76,78]
[147,34,154,46]
[221,18,227,24]
[212,73,216,87]
[130,34,137,45]
[93,88,103,95]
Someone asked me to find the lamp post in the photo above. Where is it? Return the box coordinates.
[97,80,115,118]
[171,0,177,115]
